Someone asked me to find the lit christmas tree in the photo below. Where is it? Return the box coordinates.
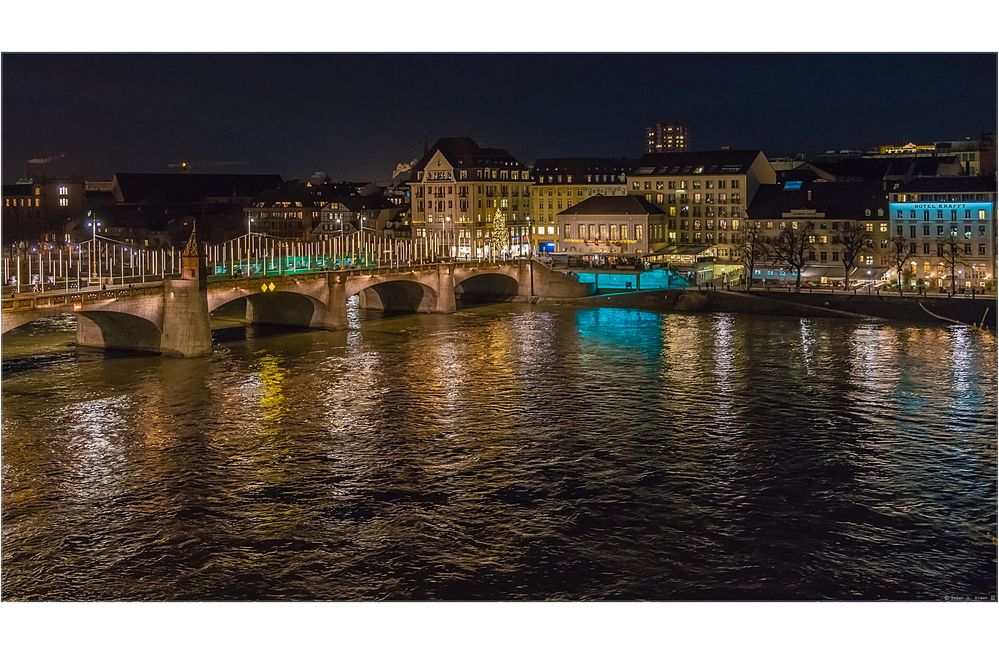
[491,208,509,254]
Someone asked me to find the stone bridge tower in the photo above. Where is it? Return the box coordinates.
[160,227,212,357]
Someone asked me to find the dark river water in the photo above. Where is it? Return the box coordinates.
[1,303,996,600]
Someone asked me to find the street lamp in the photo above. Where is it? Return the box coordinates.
[86,219,101,286]
[527,215,532,258]
[335,217,345,271]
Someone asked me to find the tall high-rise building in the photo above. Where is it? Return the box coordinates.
[646,121,689,153]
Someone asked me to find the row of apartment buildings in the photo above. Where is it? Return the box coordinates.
[406,136,997,290]
[4,134,995,290]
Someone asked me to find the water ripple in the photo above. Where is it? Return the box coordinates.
[1,307,996,600]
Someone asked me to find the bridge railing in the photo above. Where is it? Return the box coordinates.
[203,256,529,283]
[1,283,166,311]
[5,229,551,299]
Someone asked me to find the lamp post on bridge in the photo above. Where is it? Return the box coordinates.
[335,217,345,272]
[245,217,255,276]
[86,216,102,288]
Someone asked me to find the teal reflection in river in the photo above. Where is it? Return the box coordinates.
[575,307,664,359]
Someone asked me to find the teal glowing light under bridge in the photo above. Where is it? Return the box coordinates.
[574,268,688,291]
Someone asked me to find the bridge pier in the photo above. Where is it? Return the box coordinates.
[318,273,348,330]
[435,264,457,314]
[72,228,213,358]
[160,278,212,357]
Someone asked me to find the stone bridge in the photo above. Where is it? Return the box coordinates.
[1,234,589,357]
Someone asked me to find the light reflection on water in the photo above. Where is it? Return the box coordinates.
[1,306,996,600]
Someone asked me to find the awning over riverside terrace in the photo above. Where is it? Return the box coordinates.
[643,244,715,268]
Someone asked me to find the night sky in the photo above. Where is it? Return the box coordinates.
[2,53,996,184]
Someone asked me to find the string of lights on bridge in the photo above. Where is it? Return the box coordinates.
[2,230,523,296]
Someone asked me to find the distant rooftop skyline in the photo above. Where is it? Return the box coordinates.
[2,53,996,184]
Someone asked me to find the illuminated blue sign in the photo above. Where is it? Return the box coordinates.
[889,202,993,220]
[783,180,803,190]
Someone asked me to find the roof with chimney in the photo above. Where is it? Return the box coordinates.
[895,174,996,193]
[111,173,283,204]
[800,156,958,182]
[747,180,888,220]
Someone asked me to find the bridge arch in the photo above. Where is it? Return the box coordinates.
[454,270,521,305]
[211,290,330,330]
[1,308,72,335]
[75,310,163,353]
[348,278,440,314]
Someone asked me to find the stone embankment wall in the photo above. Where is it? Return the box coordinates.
[540,289,997,330]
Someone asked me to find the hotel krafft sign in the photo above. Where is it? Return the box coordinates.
[911,203,968,210]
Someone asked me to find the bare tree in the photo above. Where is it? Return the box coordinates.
[939,230,968,294]
[738,221,769,289]
[835,222,870,290]
[888,236,913,295]
[769,222,815,290]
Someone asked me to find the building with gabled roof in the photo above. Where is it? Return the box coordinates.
[409,137,532,256]
[556,194,664,259]
[531,157,633,253]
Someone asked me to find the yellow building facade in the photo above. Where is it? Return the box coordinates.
[409,137,532,255]
[531,158,632,253]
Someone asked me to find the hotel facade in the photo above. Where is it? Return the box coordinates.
[888,175,997,291]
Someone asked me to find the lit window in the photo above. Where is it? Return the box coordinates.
[58,186,69,195]
[59,198,69,207]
